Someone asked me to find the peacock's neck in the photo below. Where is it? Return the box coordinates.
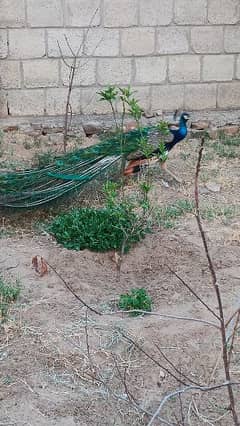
[179,118,187,129]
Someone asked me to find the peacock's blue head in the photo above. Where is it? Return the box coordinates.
[181,112,190,123]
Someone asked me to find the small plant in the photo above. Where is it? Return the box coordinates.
[158,141,168,163]
[0,276,20,322]
[118,288,152,316]
[49,185,149,253]
[98,86,119,130]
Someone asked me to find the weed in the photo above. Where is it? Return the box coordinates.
[33,150,57,167]
[219,134,240,147]
[201,205,238,221]
[154,199,194,228]
[180,152,191,161]
[214,143,238,159]
[0,277,20,322]
[118,288,152,316]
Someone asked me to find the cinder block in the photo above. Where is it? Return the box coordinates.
[0,90,8,117]
[23,59,59,88]
[61,59,96,86]
[185,84,217,110]
[0,61,21,89]
[46,88,81,115]
[169,56,201,83]
[121,28,155,56]
[151,85,184,111]
[0,0,25,28]
[139,0,173,26]
[135,57,167,84]
[97,58,132,85]
[236,55,240,79]
[130,86,151,111]
[85,29,119,56]
[80,88,112,114]
[7,89,45,115]
[9,29,45,59]
[47,29,84,58]
[0,30,8,58]
[217,82,240,108]
[208,0,239,24]
[27,0,63,27]
[103,0,138,27]
[174,0,207,24]
[157,27,189,54]
[225,26,240,53]
[203,55,234,82]
[65,0,100,27]
[191,27,223,53]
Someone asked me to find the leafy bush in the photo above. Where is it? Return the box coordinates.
[49,203,147,252]
[118,288,152,316]
[0,277,20,322]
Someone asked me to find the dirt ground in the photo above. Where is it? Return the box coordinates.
[0,127,240,425]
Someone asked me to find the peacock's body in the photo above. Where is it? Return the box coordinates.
[0,113,189,208]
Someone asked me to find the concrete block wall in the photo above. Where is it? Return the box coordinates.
[0,0,240,117]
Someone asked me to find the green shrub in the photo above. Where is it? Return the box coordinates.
[0,277,20,322]
[118,288,152,316]
[49,202,147,252]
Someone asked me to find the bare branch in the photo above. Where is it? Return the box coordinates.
[154,343,201,387]
[45,260,101,316]
[147,381,240,426]
[194,137,239,425]
[105,310,219,329]
[167,265,221,321]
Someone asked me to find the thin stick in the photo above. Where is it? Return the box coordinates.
[147,381,240,426]
[155,343,201,386]
[46,260,101,316]
[119,332,188,386]
[167,265,220,321]
[105,310,219,329]
[194,137,239,425]
[228,311,240,367]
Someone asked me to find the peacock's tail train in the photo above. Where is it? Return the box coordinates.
[0,127,153,208]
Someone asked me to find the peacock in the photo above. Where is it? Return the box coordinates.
[0,112,189,208]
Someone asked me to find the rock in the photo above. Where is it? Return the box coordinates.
[155,109,163,117]
[124,120,137,132]
[205,182,221,193]
[143,109,155,119]
[3,125,19,132]
[191,120,210,130]
[199,186,209,195]
[221,125,239,136]
[83,121,104,136]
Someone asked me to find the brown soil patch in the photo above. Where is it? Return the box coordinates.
[0,130,240,425]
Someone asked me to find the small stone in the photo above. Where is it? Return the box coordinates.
[199,186,209,195]
[191,120,210,130]
[83,121,104,136]
[3,125,19,132]
[205,182,221,193]
[124,120,137,132]
[221,125,239,136]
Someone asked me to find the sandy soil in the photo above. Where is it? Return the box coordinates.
[0,130,240,425]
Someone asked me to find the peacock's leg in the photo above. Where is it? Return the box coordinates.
[160,161,182,184]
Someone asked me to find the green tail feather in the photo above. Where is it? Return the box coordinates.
[0,127,153,208]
